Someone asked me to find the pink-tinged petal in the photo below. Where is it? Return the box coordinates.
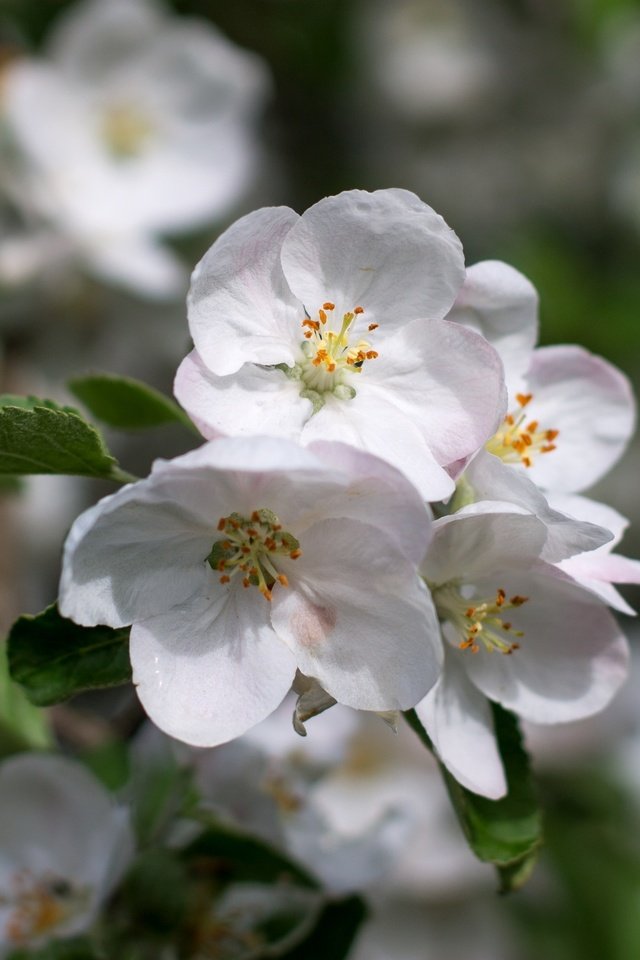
[130,585,297,747]
[364,318,507,465]
[463,451,612,562]
[518,345,636,492]
[271,519,442,712]
[423,507,547,586]
[280,188,464,331]
[447,260,538,390]
[188,206,301,376]
[548,493,628,551]
[301,391,455,502]
[462,565,630,724]
[174,350,313,441]
[306,440,432,566]
[415,650,507,799]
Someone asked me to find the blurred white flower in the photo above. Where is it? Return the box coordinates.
[1,0,270,299]
[0,753,133,952]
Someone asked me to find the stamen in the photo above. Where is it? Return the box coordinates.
[206,510,301,601]
[486,393,559,468]
[298,299,378,396]
[433,583,528,656]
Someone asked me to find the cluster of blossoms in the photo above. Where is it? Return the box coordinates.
[60,187,638,802]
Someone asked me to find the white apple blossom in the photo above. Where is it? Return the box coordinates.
[0,753,133,952]
[448,260,636,494]
[1,0,269,298]
[174,188,507,501]
[59,437,441,747]
[415,505,629,798]
[552,494,640,616]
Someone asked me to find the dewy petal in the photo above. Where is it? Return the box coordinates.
[462,565,629,724]
[518,345,636,492]
[174,349,313,441]
[130,585,297,747]
[446,260,538,391]
[415,650,507,800]
[423,507,547,587]
[280,188,465,330]
[463,450,613,563]
[302,390,455,502]
[271,519,442,712]
[364,318,507,466]
[188,206,301,376]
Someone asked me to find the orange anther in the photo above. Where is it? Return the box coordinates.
[277,573,289,587]
[220,575,230,584]
[526,421,538,433]
[217,518,226,531]
[368,322,379,331]
[323,301,335,310]
[354,305,364,314]
[515,393,533,407]
[289,549,302,559]
[319,309,327,323]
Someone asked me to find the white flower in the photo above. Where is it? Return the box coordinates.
[1,0,269,298]
[59,437,442,747]
[174,188,506,500]
[415,505,629,798]
[448,260,636,494]
[0,753,133,952]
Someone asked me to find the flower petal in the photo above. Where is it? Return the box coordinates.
[518,345,636,492]
[280,188,464,331]
[364,318,507,466]
[174,350,313,440]
[447,259,538,390]
[271,519,442,712]
[302,391,455,502]
[415,650,507,799]
[130,585,297,746]
[188,206,301,375]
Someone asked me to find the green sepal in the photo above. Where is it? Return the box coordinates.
[68,373,197,433]
[404,703,543,892]
[7,604,131,706]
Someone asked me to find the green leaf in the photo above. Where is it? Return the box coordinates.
[122,849,190,934]
[7,604,131,706]
[0,642,53,755]
[182,820,319,890]
[68,374,196,432]
[0,395,131,481]
[278,894,367,960]
[404,704,543,891]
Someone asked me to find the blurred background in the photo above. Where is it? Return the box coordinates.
[2,1,640,957]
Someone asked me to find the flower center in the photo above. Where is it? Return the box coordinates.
[2,871,84,944]
[207,509,301,602]
[102,103,152,159]
[432,582,528,655]
[485,393,558,468]
[298,302,379,399]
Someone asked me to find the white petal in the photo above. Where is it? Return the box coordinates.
[131,586,296,747]
[188,206,301,376]
[306,440,432,566]
[447,259,538,390]
[365,318,507,466]
[174,350,313,441]
[271,519,442,712]
[517,345,635,492]
[87,234,187,299]
[415,651,507,799]
[280,188,464,330]
[462,565,629,723]
[423,507,547,586]
[463,451,612,562]
[301,391,455,502]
